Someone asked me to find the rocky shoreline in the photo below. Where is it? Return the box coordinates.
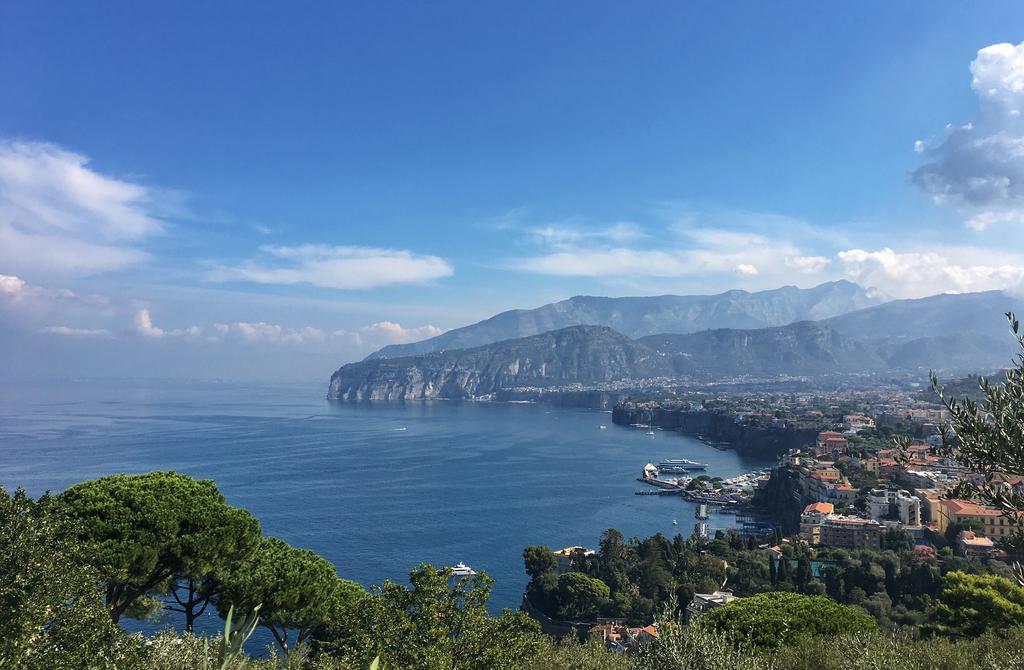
[611,404,817,458]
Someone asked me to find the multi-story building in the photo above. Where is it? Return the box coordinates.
[866,488,922,528]
[800,502,834,544]
[958,530,997,560]
[815,431,848,456]
[819,515,882,549]
[914,488,945,526]
[937,499,1024,540]
[800,502,883,548]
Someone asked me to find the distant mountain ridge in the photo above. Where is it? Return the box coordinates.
[366,280,884,360]
[328,316,1020,401]
[825,290,1023,341]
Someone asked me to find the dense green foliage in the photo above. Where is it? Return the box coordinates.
[936,571,1024,636]
[319,565,544,670]
[57,471,261,627]
[525,530,749,624]
[701,592,877,650]
[216,536,364,653]
[931,313,1024,555]
[0,487,140,669]
[7,478,1024,669]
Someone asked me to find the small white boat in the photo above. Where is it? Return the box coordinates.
[646,430,656,436]
[672,519,678,525]
[599,425,607,430]
[450,562,477,577]
[394,426,408,431]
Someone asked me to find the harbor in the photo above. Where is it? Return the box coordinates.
[636,460,770,508]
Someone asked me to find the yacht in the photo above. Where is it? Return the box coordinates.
[450,562,477,577]
[657,458,708,472]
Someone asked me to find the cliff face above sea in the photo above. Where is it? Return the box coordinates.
[610,404,818,457]
[330,321,886,401]
[327,326,653,401]
[328,294,1022,402]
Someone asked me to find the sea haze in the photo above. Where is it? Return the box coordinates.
[0,379,772,619]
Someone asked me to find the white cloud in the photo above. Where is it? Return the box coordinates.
[0,274,26,295]
[133,308,202,338]
[837,247,1024,298]
[212,321,326,345]
[0,140,170,276]
[912,42,1024,228]
[206,245,453,290]
[355,321,446,344]
[134,308,164,337]
[513,225,824,284]
[39,325,111,337]
[785,255,830,273]
[0,273,112,312]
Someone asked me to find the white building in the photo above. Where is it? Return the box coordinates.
[866,488,921,528]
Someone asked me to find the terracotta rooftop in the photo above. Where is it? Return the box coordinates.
[942,499,1002,517]
[803,502,834,515]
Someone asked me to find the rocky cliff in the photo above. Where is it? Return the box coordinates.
[610,405,818,457]
[328,326,655,401]
[328,314,1019,401]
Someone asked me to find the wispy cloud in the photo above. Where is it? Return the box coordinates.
[39,325,111,337]
[912,41,1024,230]
[512,222,824,284]
[0,140,174,277]
[212,321,326,345]
[527,221,647,249]
[208,319,446,349]
[206,244,454,290]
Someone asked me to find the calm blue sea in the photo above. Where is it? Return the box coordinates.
[0,378,772,640]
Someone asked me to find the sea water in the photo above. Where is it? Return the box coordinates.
[0,378,772,638]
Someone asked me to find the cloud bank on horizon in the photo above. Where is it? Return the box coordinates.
[4,36,1024,377]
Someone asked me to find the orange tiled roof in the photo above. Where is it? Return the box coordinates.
[804,502,834,514]
[942,499,1002,517]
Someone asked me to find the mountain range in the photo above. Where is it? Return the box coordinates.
[329,284,1024,401]
[366,280,884,360]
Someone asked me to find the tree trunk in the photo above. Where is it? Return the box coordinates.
[269,625,289,655]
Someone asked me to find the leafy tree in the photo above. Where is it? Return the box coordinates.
[701,591,877,650]
[936,571,1024,636]
[321,564,543,670]
[57,471,261,627]
[595,529,631,593]
[931,312,1024,559]
[795,554,812,592]
[557,572,610,621]
[0,487,140,669]
[216,536,363,653]
[522,545,557,579]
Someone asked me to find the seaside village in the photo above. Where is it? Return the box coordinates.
[567,394,1024,654]
[785,419,1023,560]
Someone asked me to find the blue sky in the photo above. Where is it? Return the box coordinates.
[3,2,1024,380]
